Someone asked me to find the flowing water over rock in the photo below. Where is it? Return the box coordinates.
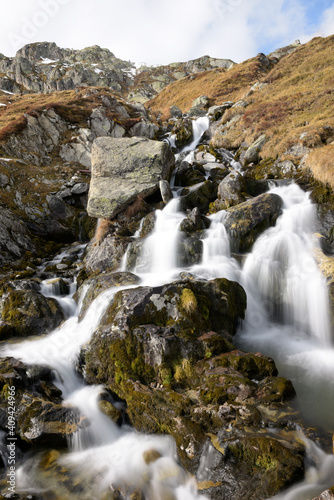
[1,117,334,499]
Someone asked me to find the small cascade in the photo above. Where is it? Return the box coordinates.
[236,183,334,430]
[134,198,185,280]
[241,184,332,344]
[192,209,240,282]
[40,278,78,317]
[182,116,210,154]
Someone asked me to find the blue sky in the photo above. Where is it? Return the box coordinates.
[1,0,334,65]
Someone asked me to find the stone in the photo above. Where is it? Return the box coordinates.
[192,97,209,109]
[217,171,247,209]
[171,118,193,148]
[223,192,283,252]
[179,207,210,233]
[170,105,182,118]
[241,134,266,165]
[87,137,175,219]
[128,119,159,139]
[79,271,141,319]
[180,180,217,213]
[84,235,131,275]
[208,102,234,121]
[159,180,173,204]
[0,289,65,339]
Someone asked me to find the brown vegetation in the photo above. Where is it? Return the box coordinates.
[146,56,271,120]
[93,218,114,245]
[147,35,334,175]
[0,87,144,146]
[304,144,334,190]
[124,196,145,219]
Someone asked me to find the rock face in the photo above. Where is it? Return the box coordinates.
[87,136,175,219]
[0,42,135,95]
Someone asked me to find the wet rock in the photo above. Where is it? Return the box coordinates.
[174,161,206,187]
[180,180,217,213]
[87,137,174,219]
[0,289,65,339]
[243,177,270,197]
[84,235,132,275]
[223,192,283,252]
[215,171,247,210]
[98,399,123,425]
[159,180,173,204]
[16,394,84,446]
[171,118,193,148]
[179,207,210,233]
[83,277,246,389]
[178,234,203,266]
[79,271,141,319]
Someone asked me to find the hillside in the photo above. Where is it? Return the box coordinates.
[146,36,334,192]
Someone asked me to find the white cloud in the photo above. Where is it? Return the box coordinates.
[0,0,333,65]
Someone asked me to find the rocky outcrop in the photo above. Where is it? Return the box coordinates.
[81,276,310,498]
[223,193,283,251]
[87,136,175,219]
[0,42,135,95]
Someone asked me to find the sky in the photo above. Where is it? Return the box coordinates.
[2,0,334,66]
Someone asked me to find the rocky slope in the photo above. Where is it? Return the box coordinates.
[0,36,333,500]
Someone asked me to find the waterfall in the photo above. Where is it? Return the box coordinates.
[1,115,333,499]
[182,116,210,154]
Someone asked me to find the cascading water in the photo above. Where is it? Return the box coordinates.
[235,184,334,431]
[1,115,334,499]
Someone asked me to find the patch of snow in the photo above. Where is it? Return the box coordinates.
[0,89,14,95]
[94,68,103,74]
[0,158,14,162]
[0,103,7,106]
[39,57,59,64]
[124,67,137,76]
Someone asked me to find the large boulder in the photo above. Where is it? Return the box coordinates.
[223,193,283,251]
[84,277,247,387]
[87,137,175,219]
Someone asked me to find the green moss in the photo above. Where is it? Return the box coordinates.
[180,288,198,314]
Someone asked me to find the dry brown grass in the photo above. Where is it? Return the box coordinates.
[146,56,268,120]
[93,218,113,245]
[147,35,334,175]
[303,144,334,189]
[0,87,141,146]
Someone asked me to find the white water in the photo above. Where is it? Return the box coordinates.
[182,117,210,154]
[1,116,334,498]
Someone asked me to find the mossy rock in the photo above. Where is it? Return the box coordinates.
[255,376,296,403]
[0,289,65,339]
[16,395,85,446]
[228,434,304,497]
